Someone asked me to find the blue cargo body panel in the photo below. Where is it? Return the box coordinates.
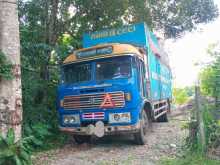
[83,23,148,48]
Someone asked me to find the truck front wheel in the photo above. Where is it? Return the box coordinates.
[134,110,149,145]
[73,135,91,144]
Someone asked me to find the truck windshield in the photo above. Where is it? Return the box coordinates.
[63,63,91,84]
[96,56,131,80]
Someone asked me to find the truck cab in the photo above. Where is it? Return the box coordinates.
[58,44,151,144]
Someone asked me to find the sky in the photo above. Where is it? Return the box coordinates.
[165,0,220,88]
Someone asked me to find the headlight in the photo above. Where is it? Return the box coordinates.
[63,114,80,124]
[109,112,131,123]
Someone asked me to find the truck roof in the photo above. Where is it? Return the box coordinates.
[63,43,145,65]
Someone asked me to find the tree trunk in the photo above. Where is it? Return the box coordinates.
[0,0,22,140]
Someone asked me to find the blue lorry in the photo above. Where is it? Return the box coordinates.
[57,23,172,145]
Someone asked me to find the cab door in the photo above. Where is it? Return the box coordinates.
[136,57,147,98]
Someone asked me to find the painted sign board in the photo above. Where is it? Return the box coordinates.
[83,23,148,48]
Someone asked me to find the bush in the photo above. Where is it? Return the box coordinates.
[0,129,32,165]
[203,106,220,149]
[23,123,68,151]
[23,123,52,148]
[172,87,190,105]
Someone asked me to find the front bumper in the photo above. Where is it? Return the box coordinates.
[59,122,140,136]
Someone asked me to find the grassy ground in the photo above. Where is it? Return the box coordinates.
[160,153,220,165]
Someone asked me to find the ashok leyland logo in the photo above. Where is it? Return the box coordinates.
[90,97,96,104]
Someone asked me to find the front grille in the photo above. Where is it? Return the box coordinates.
[63,91,125,110]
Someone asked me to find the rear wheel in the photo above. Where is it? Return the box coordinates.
[73,135,91,144]
[134,110,150,145]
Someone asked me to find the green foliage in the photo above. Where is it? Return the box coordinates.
[23,123,68,152]
[73,0,128,31]
[184,86,194,97]
[186,104,220,154]
[57,33,77,61]
[200,42,220,106]
[0,129,32,165]
[23,123,52,148]
[18,0,69,150]
[151,0,219,37]
[0,51,13,80]
[19,0,219,39]
[203,106,220,149]
[173,87,190,105]
[200,67,217,97]
[72,0,219,37]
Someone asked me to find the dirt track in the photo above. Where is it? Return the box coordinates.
[33,109,189,165]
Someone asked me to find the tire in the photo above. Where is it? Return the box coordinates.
[134,110,150,145]
[73,135,91,144]
[157,113,168,122]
